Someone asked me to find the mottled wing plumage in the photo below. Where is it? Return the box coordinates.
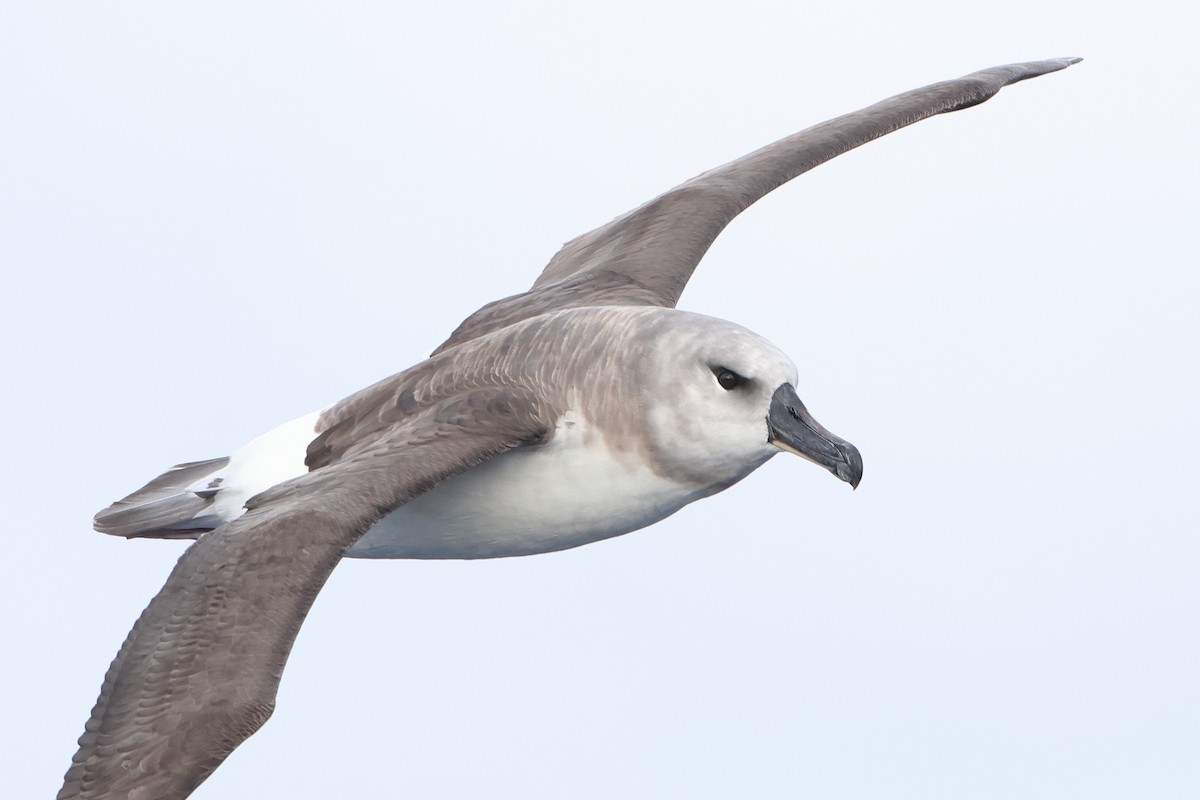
[59,392,553,800]
[435,58,1079,354]
[307,320,571,470]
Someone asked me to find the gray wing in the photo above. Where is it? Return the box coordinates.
[435,57,1079,354]
[58,387,552,800]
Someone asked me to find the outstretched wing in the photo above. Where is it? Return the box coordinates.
[58,387,551,800]
[435,57,1079,354]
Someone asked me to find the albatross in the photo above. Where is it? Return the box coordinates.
[60,58,1079,799]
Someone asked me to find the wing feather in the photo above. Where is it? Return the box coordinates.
[434,58,1079,354]
[58,389,551,800]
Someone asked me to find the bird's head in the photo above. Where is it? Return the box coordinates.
[631,310,863,492]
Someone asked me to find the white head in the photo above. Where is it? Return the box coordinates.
[580,308,862,493]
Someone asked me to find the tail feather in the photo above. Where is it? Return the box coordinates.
[94,457,230,539]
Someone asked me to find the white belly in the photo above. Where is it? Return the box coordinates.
[346,412,705,559]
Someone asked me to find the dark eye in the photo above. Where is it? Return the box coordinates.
[713,367,743,390]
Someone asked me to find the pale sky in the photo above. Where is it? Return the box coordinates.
[3,2,1197,798]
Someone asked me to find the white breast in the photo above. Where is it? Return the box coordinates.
[346,409,704,559]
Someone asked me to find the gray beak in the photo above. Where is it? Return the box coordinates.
[766,384,863,489]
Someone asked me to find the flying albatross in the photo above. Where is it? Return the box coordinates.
[59,58,1079,799]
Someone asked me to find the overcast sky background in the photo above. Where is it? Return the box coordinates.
[3,2,1197,798]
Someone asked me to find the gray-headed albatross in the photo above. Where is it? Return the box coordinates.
[60,58,1079,800]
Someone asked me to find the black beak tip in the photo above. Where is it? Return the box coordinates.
[836,445,864,490]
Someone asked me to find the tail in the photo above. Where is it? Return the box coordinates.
[94,457,230,539]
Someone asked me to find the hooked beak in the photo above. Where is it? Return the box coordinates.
[766,384,863,489]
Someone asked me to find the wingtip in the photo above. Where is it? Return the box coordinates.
[1044,56,1084,72]
[972,57,1084,93]
[1052,56,1083,69]
[1023,56,1084,76]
